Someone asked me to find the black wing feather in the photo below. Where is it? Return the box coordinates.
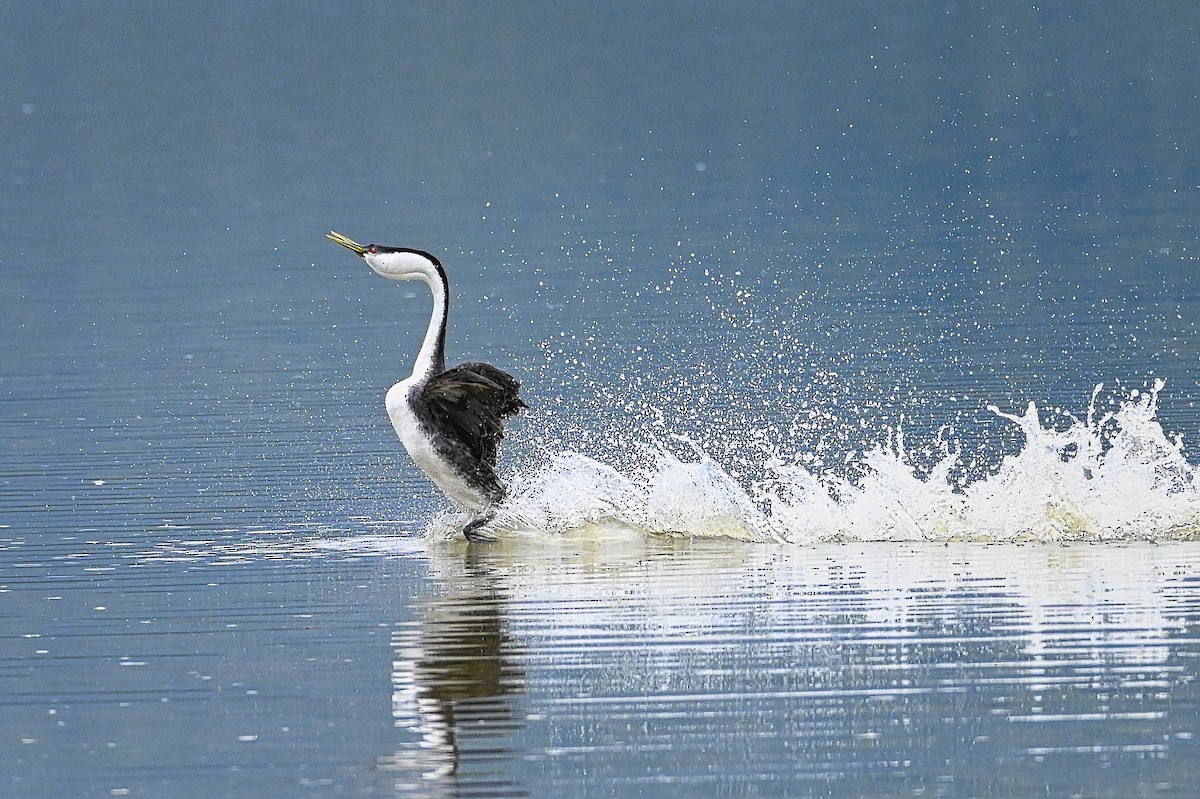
[422,362,526,467]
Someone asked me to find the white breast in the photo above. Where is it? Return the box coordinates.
[385,380,488,511]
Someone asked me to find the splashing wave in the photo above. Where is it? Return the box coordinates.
[469,380,1198,544]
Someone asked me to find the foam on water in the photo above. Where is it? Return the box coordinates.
[450,380,1199,544]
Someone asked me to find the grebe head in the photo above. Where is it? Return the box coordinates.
[326,231,442,283]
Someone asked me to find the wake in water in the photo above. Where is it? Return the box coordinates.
[430,380,1199,544]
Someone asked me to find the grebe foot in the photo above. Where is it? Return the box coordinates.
[463,510,499,543]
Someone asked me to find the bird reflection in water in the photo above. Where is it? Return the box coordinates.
[378,550,526,796]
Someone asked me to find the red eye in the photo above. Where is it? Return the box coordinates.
[369,246,377,254]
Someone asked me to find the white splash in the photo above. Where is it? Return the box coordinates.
[474,380,1199,544]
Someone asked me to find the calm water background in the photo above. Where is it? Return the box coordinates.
[3,3,1200,797]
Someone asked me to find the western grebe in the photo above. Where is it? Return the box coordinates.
[327,231,525,541]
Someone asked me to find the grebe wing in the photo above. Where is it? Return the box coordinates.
[423,362,526,465]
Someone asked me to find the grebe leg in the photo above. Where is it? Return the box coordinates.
[463,510,499,543]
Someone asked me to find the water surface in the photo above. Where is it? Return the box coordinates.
[5,533,1200,797]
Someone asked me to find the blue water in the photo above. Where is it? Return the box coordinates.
[3,3,1200,796]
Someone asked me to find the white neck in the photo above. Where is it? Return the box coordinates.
[362,248,451,382]
[412,272,447,380]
